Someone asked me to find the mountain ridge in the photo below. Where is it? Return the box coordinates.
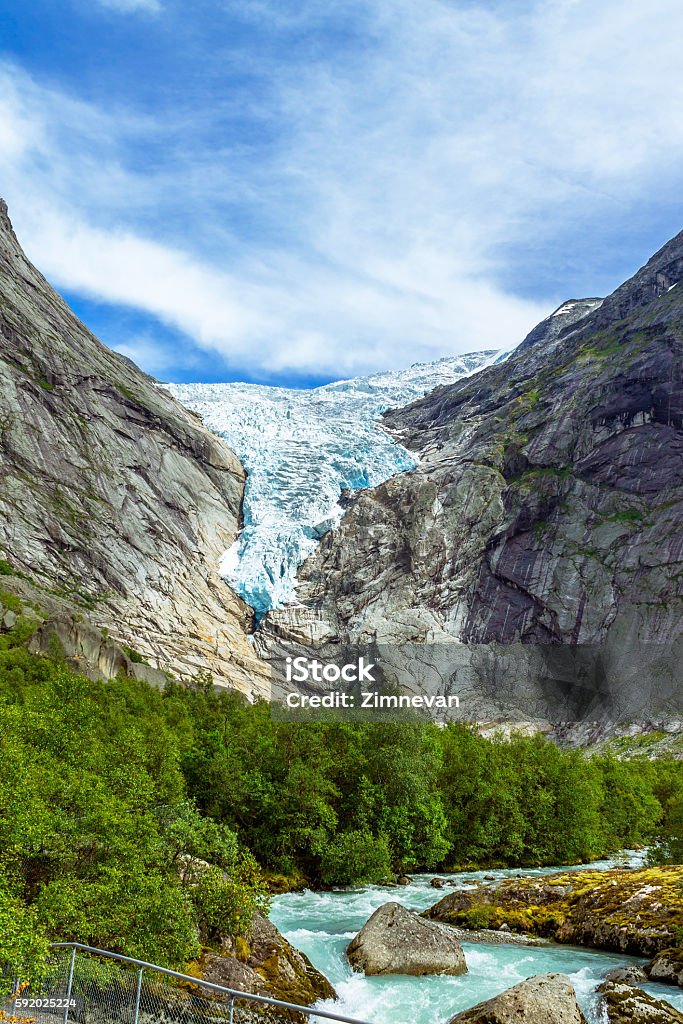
[2,194,682,710]
[258,228,683,653]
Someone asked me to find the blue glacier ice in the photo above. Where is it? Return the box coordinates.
[167,351,503,619]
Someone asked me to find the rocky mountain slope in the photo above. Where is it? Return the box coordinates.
[167,351,503,618]
[259,232,683,705]
[0,200,267,694]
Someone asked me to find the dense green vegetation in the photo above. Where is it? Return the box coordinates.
[0,619,268,988]
[1,608,681,986]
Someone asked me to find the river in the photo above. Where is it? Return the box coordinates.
[269,852,683,1024]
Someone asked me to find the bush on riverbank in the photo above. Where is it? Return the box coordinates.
[0,616,269,986]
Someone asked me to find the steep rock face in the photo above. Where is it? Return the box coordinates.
[261,232,683,651]
[0,200,267,693]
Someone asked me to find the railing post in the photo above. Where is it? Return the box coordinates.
[228,994,234,1024]
[63,947,76,1024]
[133,969,143,1024]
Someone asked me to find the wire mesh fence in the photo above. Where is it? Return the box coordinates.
[1,945,370,1024]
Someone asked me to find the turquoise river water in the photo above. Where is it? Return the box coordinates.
[269,852,683,1024]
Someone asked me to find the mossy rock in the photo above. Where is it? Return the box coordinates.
[646,948,683,987]
[263,871,308,895]
[196,912,336,1022]
[598,980,683,1023]
[427,867,683,957]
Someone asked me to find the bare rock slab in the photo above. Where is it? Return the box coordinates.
[448,974,587,1024]
[346,901,467,976]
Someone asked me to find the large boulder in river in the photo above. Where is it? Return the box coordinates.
[646,948,683,987]
[448,974,587,1024]
[598,980,683,1023]
[346,901,467,976]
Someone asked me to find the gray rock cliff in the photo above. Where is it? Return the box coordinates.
[259,231,683,665]
[0,200,268,693]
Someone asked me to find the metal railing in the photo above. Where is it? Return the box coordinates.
[2,942,372,1024]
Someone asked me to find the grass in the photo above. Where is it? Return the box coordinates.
[606,509,646,524]
[0,558,31,581]
[507,465,574,485]
[0,589,23,613]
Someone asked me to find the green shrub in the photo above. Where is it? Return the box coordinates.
[0,888,50,994]
[319,830,393,886]
[460,905,496,929]
[122,645,146,664]
[190,853,269,941]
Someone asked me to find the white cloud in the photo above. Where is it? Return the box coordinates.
[24,210,271,346]
[1,0,683,380]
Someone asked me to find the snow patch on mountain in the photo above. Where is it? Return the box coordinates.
[167,351,503,619]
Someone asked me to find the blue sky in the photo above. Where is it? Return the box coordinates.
[0,0,682,386]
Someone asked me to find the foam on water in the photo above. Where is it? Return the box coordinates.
[269,853,683,1024]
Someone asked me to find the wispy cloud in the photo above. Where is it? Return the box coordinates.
[95,0,161,13]
[1,0,682,382]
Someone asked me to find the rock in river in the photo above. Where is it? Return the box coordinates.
[346,901,467,976]
[604,965,647,984]
[598,980,683,1023]
[646,949,683,988]
[447,973,587,1023]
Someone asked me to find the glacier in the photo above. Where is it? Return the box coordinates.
[167,351,504,620]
